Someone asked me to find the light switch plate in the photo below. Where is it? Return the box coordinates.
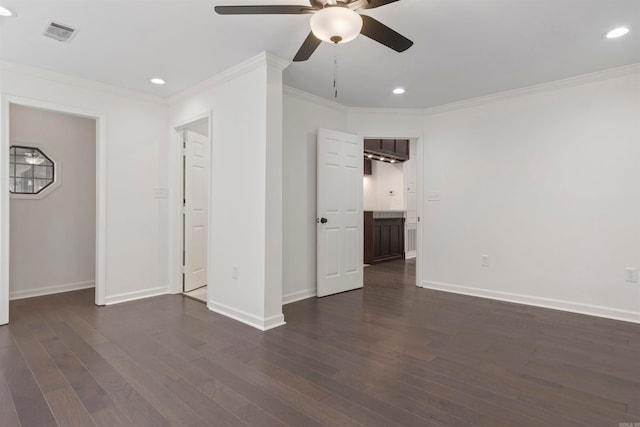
[153,188,169,199]
[427,191,441,201]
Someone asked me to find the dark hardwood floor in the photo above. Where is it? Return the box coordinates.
[2,259,640,426]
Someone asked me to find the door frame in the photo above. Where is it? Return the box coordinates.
[357,132,424,288]
[1,95,107,324]
[170,112,212,297]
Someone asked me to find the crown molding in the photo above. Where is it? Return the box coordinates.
[422,63,640,116]
[169,51,288,104]
[348,106,425,116]
[0,60,167,105]
[264,52,290,72]
[283,85,349,112]
[284,62,640,117]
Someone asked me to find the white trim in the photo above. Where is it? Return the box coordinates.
[0,95,107,324]
[422,63,640,116]
[285,63,640,116]
[0,61,166,105]
[283,86,349,112]
[169,52,289,104]
[348,106,425,116]
[10,281,94,300]
[422,280,640,325]
[282,288,316,305]
[207,300,286,331]
[0,97,9,325]
[104,286,168,305]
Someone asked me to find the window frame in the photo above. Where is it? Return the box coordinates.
[9,143,61,200]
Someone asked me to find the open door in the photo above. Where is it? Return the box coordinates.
[183,129,208,293]
[317,128,364,297]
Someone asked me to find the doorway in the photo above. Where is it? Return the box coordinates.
[1,96,107,325]
[176,118,210,303]
[315,129,422,299]
[362,138,418,283]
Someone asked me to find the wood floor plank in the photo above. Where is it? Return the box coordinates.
[38,334,132,426]
[0,372,21,427]
[44,388,97,427]
[93,341,207,427]
[0,345,57,427]
[112,334,249,427]
[2,259,639,427]
[44,321,171,427]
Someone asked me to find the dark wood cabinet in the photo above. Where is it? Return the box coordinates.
[363,138,410,161]
[395,139,409,157]
[381,139,396,153]
[364,212,405,264]
[364,158,372,175]
[363,211,374,264]
[364,139,381,152]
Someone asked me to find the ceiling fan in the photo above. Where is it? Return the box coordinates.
[214,0,413,62]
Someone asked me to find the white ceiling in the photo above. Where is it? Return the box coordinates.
[0,0,638,108]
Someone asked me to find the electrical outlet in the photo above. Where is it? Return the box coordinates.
[232,266,239,280]
[481,255,489,267]
[625,268,638,283]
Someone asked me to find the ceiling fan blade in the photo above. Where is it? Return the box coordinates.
[214,5,315,15]
[361,0,401,9]
[360,15,413,52]
[293,32,322,62]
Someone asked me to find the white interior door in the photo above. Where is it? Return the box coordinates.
[317,128,364,297]
[184,130,208,292]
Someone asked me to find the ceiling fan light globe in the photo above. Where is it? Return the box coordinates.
[310,6,363,44]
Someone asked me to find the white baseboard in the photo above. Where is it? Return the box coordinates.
[405,252,416,260]
[282,288,316,305]
[104,286,168,305]
[207,300,286,331]
[422,280,640,324]
[10,280,95,300]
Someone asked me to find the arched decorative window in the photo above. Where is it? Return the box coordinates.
[9,146,55,195]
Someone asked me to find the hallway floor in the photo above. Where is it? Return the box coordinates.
[1,259,639,426]
[184,285,207,303]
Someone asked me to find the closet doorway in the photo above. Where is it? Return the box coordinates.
[177,119,210,303]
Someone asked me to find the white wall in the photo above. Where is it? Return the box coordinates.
[9,105,96,299]
[421,69,640,323]
[282,88,348,304]
[0,61,170,318]
[169,53,288,330]
[363,160,405,211]
[282,65,640,324]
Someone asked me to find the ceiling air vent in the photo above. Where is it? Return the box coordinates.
[42,21,78,43]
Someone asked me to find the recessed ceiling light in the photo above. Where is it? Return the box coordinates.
[150,77,165,85]
[380,157,385,161]
[390,159,396,163]
[605,27,630,39]
[393,88,405,95]
[367,154,373,159]
[0,6,16,17]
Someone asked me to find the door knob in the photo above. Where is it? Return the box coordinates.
[320,217,328,224]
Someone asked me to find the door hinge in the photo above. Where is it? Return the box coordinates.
[417,216,421,222]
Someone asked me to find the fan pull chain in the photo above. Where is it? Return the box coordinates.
[333,42,338,98]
